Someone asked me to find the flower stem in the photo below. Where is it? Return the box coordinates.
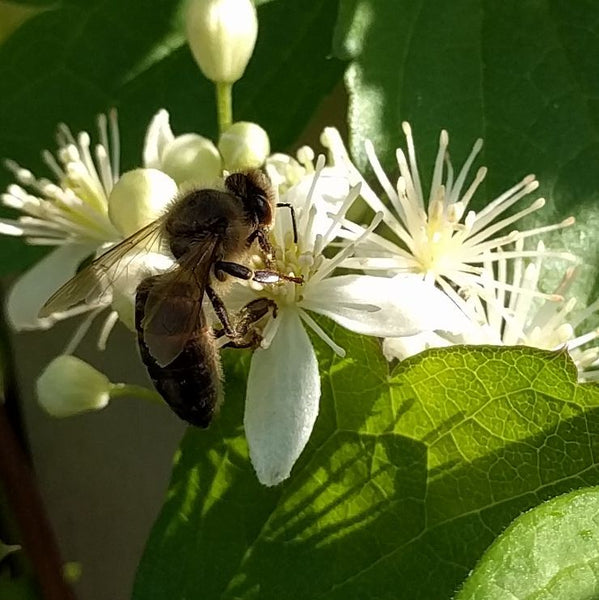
[109,383,164,405]
[216,82,233,136]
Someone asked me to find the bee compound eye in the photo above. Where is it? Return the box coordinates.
[253,194,271,224]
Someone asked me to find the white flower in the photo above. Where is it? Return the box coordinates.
[321,124,576,310]
[2,112,121,330]
[234,156,477,486]
[1,112,120,247]
[384,240,599,381]
[472,241,599,380]
[1,111,177,359]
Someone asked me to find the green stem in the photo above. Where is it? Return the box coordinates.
[216,82,233,136]
[109,383,164,405]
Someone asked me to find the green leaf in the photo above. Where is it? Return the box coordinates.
[457,486,599,600]
[133,331,599,599]
[0,0,344,275]
[335,0,599,299]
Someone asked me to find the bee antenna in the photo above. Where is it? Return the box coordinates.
[276,202,298,244]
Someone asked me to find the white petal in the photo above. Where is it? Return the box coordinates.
[302,274,475,338]
[245,309,320,487]
[7,244,99,330]
[142,109,174,169]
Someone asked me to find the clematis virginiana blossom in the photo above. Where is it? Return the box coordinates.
[1,112,122,330]
[232,157,477,486]
[321,125,576,311]
[384,239,599,382]
[0,118,183,375]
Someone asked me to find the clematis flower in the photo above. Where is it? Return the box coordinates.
[321,124,576,310]
[384,240,599,381]
[231,156,478,486]
[1,111,179,355]
[1,112,122,330]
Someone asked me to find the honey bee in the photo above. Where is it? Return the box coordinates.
[40,170,301,427]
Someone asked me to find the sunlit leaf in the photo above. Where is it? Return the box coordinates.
[133,330,599,599]
[457,486,599,600]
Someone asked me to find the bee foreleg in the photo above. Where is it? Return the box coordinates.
[214,260,252,281]
[214,260,304,286]
[246,229,275,266]
[253,270,304,285]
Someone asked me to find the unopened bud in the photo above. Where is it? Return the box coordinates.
[161,134,222,185]
[218,121,270,171]
[37,355,111,417]
[186,0,258,84]
[108,168,177,237]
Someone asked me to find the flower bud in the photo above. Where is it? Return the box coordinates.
[186,0,258,84]
[37,355,111,417]
[218,121,270,171]
[108,168,177,237]
[161,133,222,185]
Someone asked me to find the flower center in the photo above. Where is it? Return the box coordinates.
[249,229,323,306]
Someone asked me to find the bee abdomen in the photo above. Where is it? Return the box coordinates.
[135,276,223,428]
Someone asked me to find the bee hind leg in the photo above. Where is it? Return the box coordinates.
[206,285,237,337]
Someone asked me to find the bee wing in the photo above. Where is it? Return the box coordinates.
[141,237,220,367]
[39,217,166,318]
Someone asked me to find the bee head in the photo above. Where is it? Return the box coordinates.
[225,170,275,229]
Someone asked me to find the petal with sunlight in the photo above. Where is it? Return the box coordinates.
[302,274,475,337]
[244,309,320,487]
